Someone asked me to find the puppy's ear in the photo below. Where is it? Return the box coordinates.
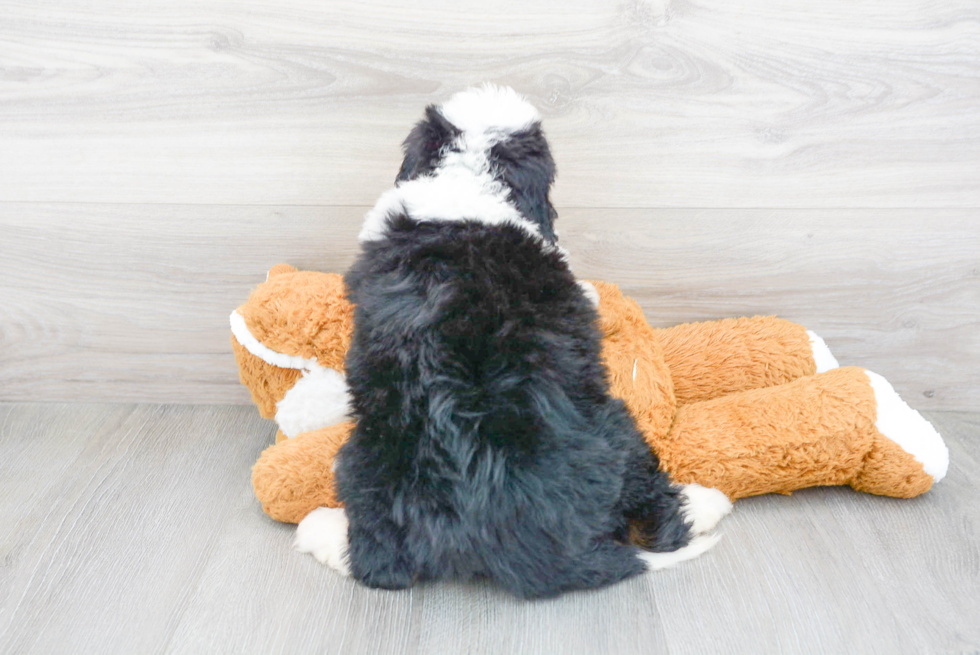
[489,126,558,242]
[396,106,460,183]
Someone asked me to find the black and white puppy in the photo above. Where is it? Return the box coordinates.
[296,85,730,598]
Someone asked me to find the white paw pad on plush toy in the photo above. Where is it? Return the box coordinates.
[865,370,949,482]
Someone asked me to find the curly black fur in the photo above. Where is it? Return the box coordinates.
[395,106,461,183]
[489,126,559,242]
[335,95,693,598]
[337,213,692,598]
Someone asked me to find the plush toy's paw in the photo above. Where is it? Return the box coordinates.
[865,371,949,483]
[294,507,351,576]
[807,330,840,373]
[680,483,733,535]
[638,533,722,571]
[577,280,601,308]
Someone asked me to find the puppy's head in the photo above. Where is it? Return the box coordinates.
[395,84,558,242]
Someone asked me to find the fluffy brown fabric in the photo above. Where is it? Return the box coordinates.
[658,367,930,500]
[589,281,676,449]
[232,340,302,419]
[232,264,353,418]
[236,264,353,371]
[656,316,816,406]
[252,422,352,521]
[238,268,935,524]
[852,433,934,498]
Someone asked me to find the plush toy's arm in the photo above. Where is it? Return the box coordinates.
[654,316,833,406]
[252,422,352,523]
[254,367,948,524]
[648,366,947,500]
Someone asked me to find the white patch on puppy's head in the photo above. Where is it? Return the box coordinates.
[438,83,541,137]
[362,84,557,249]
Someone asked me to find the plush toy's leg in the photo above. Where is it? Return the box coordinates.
[852,371,948,494]
[252,422,352,523]
[652,367,947,500]
[807,330,839,373]
[654,316,837,406]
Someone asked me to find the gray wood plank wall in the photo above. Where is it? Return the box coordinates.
[1,0,978,408]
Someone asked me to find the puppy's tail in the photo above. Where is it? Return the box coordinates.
[637,533,722,571]
[629,483,729,570]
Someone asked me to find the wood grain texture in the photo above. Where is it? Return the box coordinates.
[562,208,980,411]
[1,204,977,409]
[0,404,276,654]
[0,203,362,405]
[0,403,977,654]
[1,0,978,207]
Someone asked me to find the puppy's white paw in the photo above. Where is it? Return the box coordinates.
[638,533,721,571]
[807,330,839,373]
[577,280,600,308]
[294,507,351,576]
[866,370,949,482]
[680,484,732,535]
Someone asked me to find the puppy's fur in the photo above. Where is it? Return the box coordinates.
[336,86,707,599]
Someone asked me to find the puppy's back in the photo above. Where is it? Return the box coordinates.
[342,214,626,566]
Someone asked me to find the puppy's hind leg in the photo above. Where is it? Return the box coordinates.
[344,507,418,590]
[620,453,695,552]
[295,507,351,575]
[493,540,648,599]
[620,435,728,553]
[624,475,725,570]
[679,483,732,535]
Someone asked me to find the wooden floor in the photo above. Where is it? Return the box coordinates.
[0,402,977,654]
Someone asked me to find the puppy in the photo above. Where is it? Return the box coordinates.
[296,85,730,598]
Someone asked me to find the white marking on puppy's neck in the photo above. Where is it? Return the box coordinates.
[358,169,542,243]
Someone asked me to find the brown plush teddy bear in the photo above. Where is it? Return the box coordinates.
[232,264,948,525]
